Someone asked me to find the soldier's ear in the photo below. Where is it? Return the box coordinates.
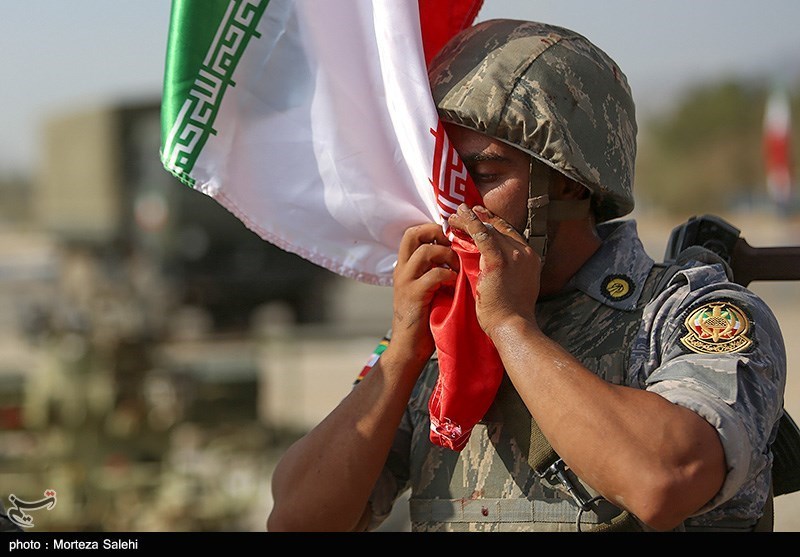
[552,174,589,200]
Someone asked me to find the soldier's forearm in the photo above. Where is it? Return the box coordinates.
[489,316,726,530]
[267,350,420,531]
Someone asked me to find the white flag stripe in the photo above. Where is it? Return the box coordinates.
[184,0,441,285]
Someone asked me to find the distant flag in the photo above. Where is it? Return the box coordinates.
[160,0,483,286]
[763,86,794,206]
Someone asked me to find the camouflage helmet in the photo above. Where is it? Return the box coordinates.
[428,19,637,223]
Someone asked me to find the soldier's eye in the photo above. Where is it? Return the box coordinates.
[471,173,498,183]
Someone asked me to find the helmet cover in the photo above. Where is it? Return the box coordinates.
[428,19,637,222]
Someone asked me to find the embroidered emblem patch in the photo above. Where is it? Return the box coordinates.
[602,274,633,300]
[681,301,752,354]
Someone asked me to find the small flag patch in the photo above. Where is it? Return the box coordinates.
[354,336,390,384]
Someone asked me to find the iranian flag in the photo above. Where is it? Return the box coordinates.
[160,0,502,452]
[763,86,794,205]
[160,0,483,286]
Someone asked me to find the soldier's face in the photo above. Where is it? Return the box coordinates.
[444,123,530,234]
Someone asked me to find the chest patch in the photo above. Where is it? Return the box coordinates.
[680,301,752,354]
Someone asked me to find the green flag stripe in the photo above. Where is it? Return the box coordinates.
[161,0,270,187]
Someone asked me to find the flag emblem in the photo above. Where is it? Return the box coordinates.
[162,0,267,185]
[430,120,470,224]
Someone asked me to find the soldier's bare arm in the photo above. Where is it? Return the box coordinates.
[267,223,458,531]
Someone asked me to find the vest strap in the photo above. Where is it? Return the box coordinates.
[409,497,608,525]
[524,158,551,260]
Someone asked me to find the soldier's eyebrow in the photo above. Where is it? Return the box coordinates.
[459,153,511,164]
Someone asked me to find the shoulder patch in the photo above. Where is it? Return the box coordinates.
[680,301,752,354]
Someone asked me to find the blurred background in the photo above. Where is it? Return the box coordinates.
[1,0,799,532]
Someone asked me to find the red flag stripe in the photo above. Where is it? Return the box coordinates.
[418,0,485,66]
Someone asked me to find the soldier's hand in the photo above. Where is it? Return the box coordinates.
[390,222,459,365]
[448,203,541,336]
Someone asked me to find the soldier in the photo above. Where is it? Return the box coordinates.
[267,19,787,532]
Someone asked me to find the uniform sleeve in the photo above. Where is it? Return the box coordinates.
[639,265,787,513]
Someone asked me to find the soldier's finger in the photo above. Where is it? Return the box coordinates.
[397,223,450,263]
[418,266,458,292]
[473,205,526,243]
[448,203,496,245]
[404,243,460,278]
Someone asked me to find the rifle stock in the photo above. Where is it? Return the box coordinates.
[732,240,800,287]
[665,214,800,287]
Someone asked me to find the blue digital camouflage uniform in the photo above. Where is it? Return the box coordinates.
[360,219,787,532]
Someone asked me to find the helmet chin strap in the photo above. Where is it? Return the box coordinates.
[523,158,550,261]
[523,158,592,262]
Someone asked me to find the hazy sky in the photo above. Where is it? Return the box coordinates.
[2,0,799,175]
